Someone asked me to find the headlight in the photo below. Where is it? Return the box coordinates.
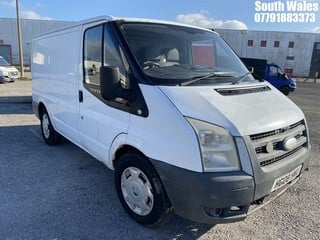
[186,117,240,172]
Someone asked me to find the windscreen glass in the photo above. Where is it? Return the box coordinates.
[0,56,10,66]
[120,23,256,86]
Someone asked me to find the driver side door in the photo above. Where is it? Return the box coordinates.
[78,23,130,163]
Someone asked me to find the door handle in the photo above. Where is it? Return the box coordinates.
[79,90,83,102]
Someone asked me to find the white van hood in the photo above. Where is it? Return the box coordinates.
[159,83,304,136]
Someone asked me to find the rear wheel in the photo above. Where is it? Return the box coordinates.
[40,108,61,145]
[114,153,173,227]
[280,85,290,95]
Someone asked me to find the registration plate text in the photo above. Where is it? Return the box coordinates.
[271,165,302,192]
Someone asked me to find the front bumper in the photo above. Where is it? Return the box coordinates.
[0,76,14,83]
[151,160,255,224]
[151,157,307,225]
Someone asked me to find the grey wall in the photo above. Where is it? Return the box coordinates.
[216,29,320,77]
[0,18,73,65]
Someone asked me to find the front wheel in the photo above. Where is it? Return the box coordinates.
[114,153,173,227]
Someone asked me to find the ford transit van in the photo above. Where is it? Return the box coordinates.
[32,16,310,227]
[0,56,20,82]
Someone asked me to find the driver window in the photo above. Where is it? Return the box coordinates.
[104,24,129,89]
[84,25,102,85]
[83,24,129,91]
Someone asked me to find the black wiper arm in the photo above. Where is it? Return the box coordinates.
[179,72,234,86]
[232,72,252,85]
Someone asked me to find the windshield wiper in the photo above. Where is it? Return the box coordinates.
[178,72,235,86]
[231,72,252,85]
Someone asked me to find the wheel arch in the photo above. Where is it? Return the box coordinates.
[38,102,46,116]
[112,144,147,170]
[280,85,290,95]
[111,143,172,203]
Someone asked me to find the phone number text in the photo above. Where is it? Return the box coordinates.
[254,12,316,23]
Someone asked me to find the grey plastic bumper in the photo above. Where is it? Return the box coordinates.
[150,160,255,224]
[0,76,13,83]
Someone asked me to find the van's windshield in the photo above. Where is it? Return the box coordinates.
[120,22,256,86]
[0,56,10,66]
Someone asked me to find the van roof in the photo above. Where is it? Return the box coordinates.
[33,15,214,39]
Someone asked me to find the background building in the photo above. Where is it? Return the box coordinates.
[0,18,319,77]
[216,29,320,77]
[0,18,72,65]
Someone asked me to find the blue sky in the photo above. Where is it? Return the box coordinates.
[0,0,319,33]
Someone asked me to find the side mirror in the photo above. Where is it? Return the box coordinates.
[100,66,120,100]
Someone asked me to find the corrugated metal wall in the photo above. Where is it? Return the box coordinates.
[0,18,73,65]
[216,29,320,77]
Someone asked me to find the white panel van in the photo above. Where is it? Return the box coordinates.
[0,56,20,82]
[32,16,310,227]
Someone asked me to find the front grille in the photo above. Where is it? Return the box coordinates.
[250,120,307,167]
[250,120,304,141]
[260,145,304,167]
[9,71,19,77]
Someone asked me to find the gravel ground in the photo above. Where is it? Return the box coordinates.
[0,81,319,239]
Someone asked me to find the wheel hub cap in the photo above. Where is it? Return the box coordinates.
[121,167,154,216]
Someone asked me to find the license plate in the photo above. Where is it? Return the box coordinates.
[271,165,302,192]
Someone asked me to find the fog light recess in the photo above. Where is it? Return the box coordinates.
[205,207,223,217]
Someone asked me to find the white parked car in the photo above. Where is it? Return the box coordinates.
[0,56,20,83]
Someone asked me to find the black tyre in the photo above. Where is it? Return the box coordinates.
[114,153,173,227]
[40,108,61,145]
[280,85,290,96]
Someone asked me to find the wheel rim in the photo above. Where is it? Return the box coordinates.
[42,114,50,139]
[121,167,154,216]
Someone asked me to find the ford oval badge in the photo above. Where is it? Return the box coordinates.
[283,137,297,151]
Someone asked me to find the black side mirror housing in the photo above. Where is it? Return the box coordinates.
[100,66,120,100]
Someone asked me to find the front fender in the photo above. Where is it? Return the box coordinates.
[108,133,127,170]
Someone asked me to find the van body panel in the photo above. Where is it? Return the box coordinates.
[126,84,203,172]
[109,133,128,169]
[78,87,130,163]
[159,83,304,136]
[32,27,81,144]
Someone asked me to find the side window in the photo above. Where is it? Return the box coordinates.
[104,24,129,89]
[83,24,129,91]
[269,66,278,77]
[84,25,103,85]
